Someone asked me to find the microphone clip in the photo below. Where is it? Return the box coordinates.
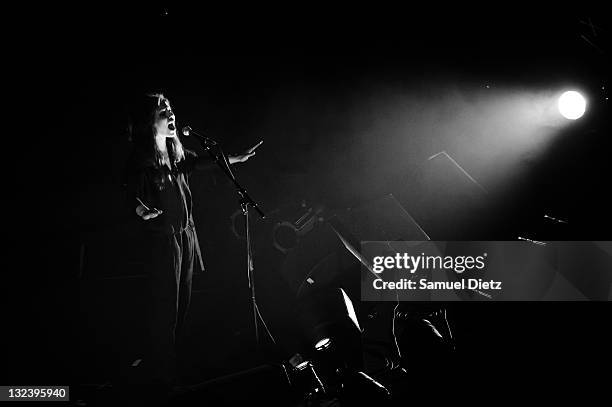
[181,126,219,146]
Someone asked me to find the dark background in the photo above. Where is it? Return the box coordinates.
[4,6,611,402]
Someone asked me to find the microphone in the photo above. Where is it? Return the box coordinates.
[181,126,218,145]
[181,125,192,136]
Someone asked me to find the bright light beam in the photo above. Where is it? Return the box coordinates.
[558,91,586,120]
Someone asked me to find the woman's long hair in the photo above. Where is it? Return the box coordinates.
[127,93,185,168]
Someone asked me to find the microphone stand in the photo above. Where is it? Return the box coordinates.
[188,128,276,350]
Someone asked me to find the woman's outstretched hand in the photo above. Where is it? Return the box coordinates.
[228,140,263,164]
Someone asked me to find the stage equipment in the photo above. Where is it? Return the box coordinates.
[280,194,450,375]
[272,203,326,253]
[558,90,586,120]
[292,360,327,400]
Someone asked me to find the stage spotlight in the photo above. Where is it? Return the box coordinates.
[558,90,586,120]
[289,359,327,399]
[315,338,332,351]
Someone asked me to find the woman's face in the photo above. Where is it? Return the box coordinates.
[153,98,177,138]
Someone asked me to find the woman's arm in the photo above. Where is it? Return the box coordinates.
[182,140,263,172]
[228,140,263,164]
